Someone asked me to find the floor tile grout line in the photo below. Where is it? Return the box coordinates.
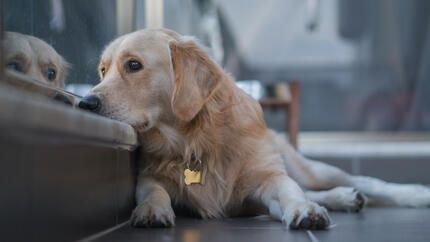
[306,231,321,242]
[75,220,130,242]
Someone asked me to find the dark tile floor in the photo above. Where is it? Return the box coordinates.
[94,207,430,242]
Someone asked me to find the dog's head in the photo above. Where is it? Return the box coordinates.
[2,31,69,88]
[81,29,224,132]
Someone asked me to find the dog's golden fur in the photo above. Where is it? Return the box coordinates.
[91,28,329,229]
[88,28,430,229]
[2,31,69,88]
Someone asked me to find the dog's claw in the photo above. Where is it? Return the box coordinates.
[299,218,312,229]
[316,217,328,229]
[131,201,175,228]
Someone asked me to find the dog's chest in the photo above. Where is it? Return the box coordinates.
[143,152,238,218]
[183,180,231,217]
[164,166,233,218]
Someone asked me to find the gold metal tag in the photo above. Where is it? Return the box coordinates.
[184,168,202,185]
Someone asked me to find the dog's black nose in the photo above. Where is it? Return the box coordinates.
[79,94,102,112]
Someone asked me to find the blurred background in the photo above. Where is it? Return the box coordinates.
[4,0,430,132]
[5,0,430,131]
[3,2,430,241]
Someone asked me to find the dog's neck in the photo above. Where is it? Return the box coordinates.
[139,81,257,172]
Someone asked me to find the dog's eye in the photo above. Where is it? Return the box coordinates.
[7,61,23,72]
[101,67,106,77]
[126,60,143,72]
[46,68,56,81]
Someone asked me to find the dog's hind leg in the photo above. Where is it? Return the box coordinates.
[305,187,367,212]
[270,131,352,190]
[299,157,430,207]
[270,131,430,207]
[292,153,430,207]
[348,176,430,207]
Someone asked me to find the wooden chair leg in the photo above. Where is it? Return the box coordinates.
[287,81,300,149]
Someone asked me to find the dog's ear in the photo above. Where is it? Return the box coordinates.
[169,37,222,122]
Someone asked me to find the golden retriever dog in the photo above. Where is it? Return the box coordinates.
[2,31,68,88]
[79,28,430,230]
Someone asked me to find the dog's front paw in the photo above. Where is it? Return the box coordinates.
[282,201,331,230]
[131,200,175,227]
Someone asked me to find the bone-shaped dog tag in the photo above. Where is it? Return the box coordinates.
[184,168,202,185]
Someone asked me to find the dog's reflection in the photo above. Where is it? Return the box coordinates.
[3,31,69,88]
